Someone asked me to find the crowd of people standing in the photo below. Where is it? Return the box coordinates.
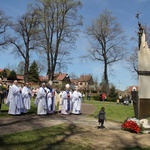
[117,94,131,105]
[0,79,82,116]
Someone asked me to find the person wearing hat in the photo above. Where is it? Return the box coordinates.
[72,86,82,115]
[61,84,73,115]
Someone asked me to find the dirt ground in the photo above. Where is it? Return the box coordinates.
[0,103,150,149]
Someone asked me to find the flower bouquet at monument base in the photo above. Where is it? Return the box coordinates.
[121,117,141,133]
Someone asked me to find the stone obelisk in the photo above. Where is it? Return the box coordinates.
[138,22,150,118]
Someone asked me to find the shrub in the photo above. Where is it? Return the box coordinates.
[92,95,100,101]
[107,97,117,102]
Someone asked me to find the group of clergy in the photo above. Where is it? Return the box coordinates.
[6,80,32,115]
[59,83,82,115]
[6,80,82,116]
[34,81,82,115]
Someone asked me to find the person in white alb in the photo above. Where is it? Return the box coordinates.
[61,84,73,115]
[6,80,23,115]
[46,80,55,114]
[72,86,82,114]
[34,83,47,115]
[21,82,32,113]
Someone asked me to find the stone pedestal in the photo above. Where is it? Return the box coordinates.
[138,30,150,118]
[139,99,150,118]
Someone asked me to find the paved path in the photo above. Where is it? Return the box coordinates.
[0,103,120,135]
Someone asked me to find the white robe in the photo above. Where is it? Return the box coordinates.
[6,84,23,115]
[46,89,55,114]
[72,91,82,114]
[58,91,63,111]
[54,91,60,111]
[61,90,73,115]
[34,87,47,115]
[21,86,32,113]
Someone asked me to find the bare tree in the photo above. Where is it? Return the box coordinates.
[69,72,78,80]
[35,60,46,75]
[9,9,40,82]
[82,9,126,94]
[0,10,11,48]
[5,63,17,73]
[55,48,74,73]
[126,47,138,79]
[93,75,99,86]
[34,0,82,80]
[17,61,25,75]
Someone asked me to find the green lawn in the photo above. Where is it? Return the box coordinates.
[0,124,92,150]
[84,100,134,122]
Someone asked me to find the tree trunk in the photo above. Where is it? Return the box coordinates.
[24,52,29,83]
[24,59,29,83]
[47,54,51,81]
[104,60,109,95]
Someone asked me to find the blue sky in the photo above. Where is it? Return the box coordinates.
[0,0,149,90]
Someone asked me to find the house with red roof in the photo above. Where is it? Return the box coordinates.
[0,69,3,73]
[0,68,71,88]
[39,75,49,82]
[71,74,94,90]
[128,86,138,93]
[53,73,71,89]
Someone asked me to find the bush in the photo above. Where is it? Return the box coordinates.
[107,97,117,102]
[92,95,100,101]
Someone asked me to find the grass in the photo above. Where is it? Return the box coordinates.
[0,124,92,150]
[83,99,134,122]
[0,99,37,117]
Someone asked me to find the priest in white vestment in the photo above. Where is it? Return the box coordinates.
[72,86,82,114]
[61,84,73,115]
[58,90,63,112]
[21,83,32,113]
[34,83,47,115]
[46,80,55,114]
[6,80,23,115]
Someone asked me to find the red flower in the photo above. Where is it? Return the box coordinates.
[122,120,140,133]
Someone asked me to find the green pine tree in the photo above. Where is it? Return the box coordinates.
[29,61,40,83]
[108,85,118,102]
[0,72,2,78]
[7,70,17,80]
[2,68,10,78]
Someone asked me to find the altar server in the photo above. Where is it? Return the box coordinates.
[72,86,82,114]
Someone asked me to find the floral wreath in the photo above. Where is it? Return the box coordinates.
[121,117,141,133]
